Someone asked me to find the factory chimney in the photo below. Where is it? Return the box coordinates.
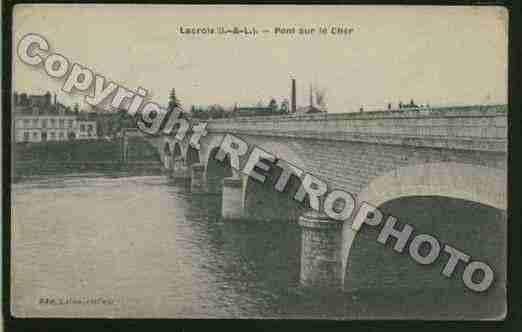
[291,78,296,113]
[309,84,313,107]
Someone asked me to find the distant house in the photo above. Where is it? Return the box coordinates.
[12,92,98,143]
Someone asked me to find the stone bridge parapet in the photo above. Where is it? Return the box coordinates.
[205,105,507,152]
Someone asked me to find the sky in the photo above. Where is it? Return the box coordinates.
[12,5,508,113]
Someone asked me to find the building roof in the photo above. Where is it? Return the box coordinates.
[12,91,78,117]
[14,109,76,117]
[13,105,77,117]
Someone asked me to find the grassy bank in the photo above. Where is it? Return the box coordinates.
[13,138,160,162]
[12,138,161,177]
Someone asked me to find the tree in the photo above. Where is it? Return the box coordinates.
[268,98,278,111]
[280,99,290,114]
[45,91,52,107]
[209,104,224,119]
[168,88,181,110]
[190,105,206,119]
[314,88,327,112]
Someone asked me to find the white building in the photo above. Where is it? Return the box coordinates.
[12,92,98,143]
[76,120,98,140]
[13,115,98,143]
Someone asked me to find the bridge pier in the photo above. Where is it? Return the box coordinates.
[190,163,207,193]
[162,154,172,173]
[221,177,244,220]
[298,211,344,290]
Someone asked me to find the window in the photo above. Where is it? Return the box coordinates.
[42,119,47,128]
[33,132,38,139]
[88,132,92,137]
[80,124,85,132]
[23,132,30,141]
[68,119,74,128]
[87,124,93,131]
[33,119,38,127]
[50,119,56,127]
[50,132,55,140]
[23,119,30,127]
[59,132,65,139]
[59,119,65,128]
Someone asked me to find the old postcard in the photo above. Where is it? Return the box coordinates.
[9,4,508,320]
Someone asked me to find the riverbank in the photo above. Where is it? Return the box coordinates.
[13,138,159,162]
[12,161,163,182]
[12,139,162,179]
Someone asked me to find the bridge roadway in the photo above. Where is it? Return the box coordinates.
[124,104,508,291]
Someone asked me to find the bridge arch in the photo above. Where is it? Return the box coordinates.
[185,144,201,168]
[356,162,507,211]
[206,146,234,194]
[163,141,172,156]
[172,141,182,159]
[242,141,308,222]
[340,162,507,313]
[158,140,172,169]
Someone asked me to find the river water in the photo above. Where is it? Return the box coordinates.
[11,172,505,319]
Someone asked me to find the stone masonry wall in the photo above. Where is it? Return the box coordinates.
[205,105,507,197]
[228,134,506,198]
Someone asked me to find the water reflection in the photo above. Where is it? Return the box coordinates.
[11,173,505,319]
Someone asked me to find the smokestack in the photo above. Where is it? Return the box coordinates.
[291,78,296,113]
[310,84,314,107]
[45,91,52,107]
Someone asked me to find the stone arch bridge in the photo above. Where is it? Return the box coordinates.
[125,105,507,292]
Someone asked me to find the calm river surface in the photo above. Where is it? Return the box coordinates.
[11,172,505,319]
